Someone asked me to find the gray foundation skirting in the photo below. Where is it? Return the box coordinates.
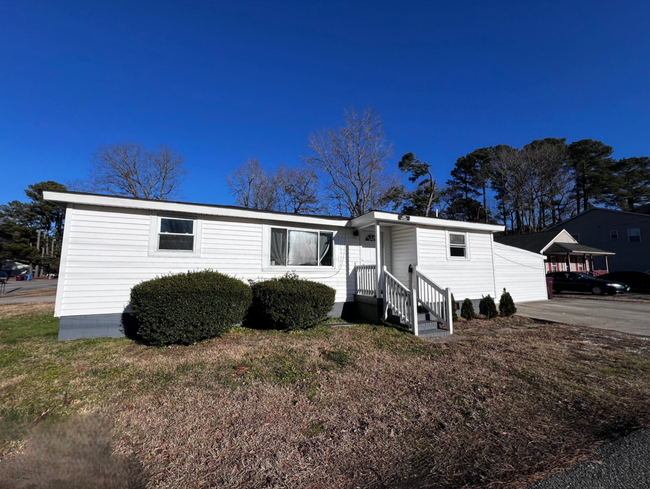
[59,313,124,341]
[58,302,357,340]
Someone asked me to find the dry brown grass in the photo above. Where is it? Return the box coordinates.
[0,302,54,319]
[0,414,146,488]
[2,312,650,488]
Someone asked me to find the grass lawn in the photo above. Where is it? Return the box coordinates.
[1,305,650,488]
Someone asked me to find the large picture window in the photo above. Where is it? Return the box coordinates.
[270,228,333,267]
[159,218,194,251]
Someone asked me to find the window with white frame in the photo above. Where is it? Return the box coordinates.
[449,232,467,258]
[550,256,558,272]
[610,230,618,239]
[628,228,641,243]
[158,217,195,251]
[270,228,333,266]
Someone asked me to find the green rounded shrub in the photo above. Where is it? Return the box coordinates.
[499,288,517,317]
[249,276,336,331]
[479,295,498,319]
[126,270,252,346]
[460,298,476,320]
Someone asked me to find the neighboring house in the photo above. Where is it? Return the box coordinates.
[548,208,650,272]
[494,229,614,276]
[43,191,548,341]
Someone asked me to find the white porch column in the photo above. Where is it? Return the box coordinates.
[375,222,382,299]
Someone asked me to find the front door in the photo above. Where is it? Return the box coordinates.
[360,230,385,267]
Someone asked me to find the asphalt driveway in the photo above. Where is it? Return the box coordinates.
[516,298,650,336]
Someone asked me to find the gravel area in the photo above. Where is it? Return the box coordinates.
[528,429,650,489]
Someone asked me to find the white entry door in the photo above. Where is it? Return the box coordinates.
[360,230,384,266]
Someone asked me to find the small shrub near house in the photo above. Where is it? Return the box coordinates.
[451,293,458,321]
[249,275,336,331]
[127,270,252,346]
[460,298,476,320]
[479,295,498,319]
[499,288,517,316]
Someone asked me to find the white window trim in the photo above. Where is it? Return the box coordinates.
[446,230,470,260]
[149,214,202,257]
[262,224,337,270]
[627,228,641,243]
[550,256,558,272]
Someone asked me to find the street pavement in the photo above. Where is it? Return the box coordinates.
[516,298,650,336]
[528,429,650,489]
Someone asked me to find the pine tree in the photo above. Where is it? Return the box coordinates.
[479,295,498,319]
[498,289,517,316]
[460,298,476,320]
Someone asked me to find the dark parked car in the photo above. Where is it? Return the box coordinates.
[598,271,650,292]
[547,272,630,295]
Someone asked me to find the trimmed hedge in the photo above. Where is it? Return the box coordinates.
[479,295,498,319]
[250,277,336,331]
[460,298,476,320]
[126,270,252,346]
[499,288,517,317]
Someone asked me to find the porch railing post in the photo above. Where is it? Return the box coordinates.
[411,265,419,336]
[382,265,388,320]
[445,287,453,335]
[375,223,382,299]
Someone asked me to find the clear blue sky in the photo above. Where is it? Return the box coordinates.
[2,0,649,206]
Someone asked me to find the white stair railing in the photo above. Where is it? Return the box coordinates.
[383,266,413,328]
[356,264,377,297]
[415,268,453,334]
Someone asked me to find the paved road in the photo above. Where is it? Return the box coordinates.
[528,429,650,489]
[1,278,58,295]
[516,298,650,336]
[0,295,56,304]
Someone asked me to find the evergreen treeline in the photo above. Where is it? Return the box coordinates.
[440,138,650,232]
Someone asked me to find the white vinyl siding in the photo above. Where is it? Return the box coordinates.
[493,242,548,303]
[416,227,495,300]
[55,205,358,318]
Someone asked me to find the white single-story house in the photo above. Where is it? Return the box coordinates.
[43,191,549,340]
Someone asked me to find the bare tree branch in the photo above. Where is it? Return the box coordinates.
[82,142,186,200]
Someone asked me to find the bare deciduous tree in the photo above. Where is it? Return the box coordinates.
[302,107,395,217]
[227,157,279,211]
[227,159,321,214]
[276,164,321,214]
[81,142,186,200]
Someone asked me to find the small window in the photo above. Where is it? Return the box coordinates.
[159,218,194,250]
[628,228,641,243]
[270,228,334,267]
[449,233,467,258]
[610,230,618,239]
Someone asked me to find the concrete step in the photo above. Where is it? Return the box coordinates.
[419,329,451,338]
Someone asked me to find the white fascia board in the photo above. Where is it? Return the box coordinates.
[350,211,505,233]
[43,191,351,228]
[540,229,576,254]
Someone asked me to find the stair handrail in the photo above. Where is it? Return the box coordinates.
[414,267,453,334]
[383,266,413,329]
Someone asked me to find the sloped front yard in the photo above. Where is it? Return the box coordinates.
[1,306,650,488]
